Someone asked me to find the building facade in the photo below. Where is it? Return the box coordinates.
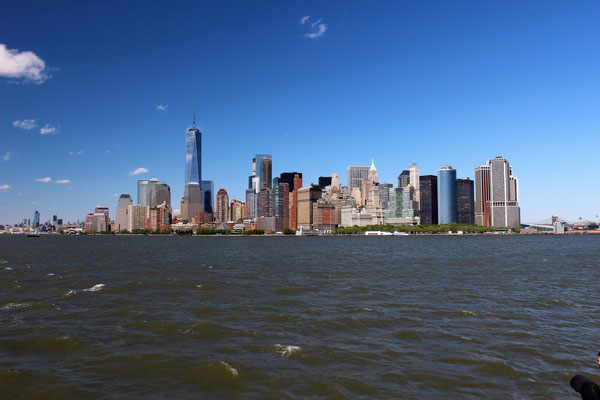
[456,178,475,225]
[347,165,370,194]
[215,189,229,223]
[116,194,133,232]
[437,165,457,224]
[419,175,438,225]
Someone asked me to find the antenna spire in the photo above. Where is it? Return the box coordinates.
[193,103,196,128]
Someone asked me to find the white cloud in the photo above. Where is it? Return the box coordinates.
[0,184,11,190]
[3,152,13,161]
[69,149,84,156]
[156,104,168,111]
[105,150,111,154]
[112,193,118,197]
[12,119,37,130]
[0,43,50,83]
[55,179,70,184]
[40,124,58,135]
[300,16,310,25]
[304,18,327,39]
[129,167,148,176]
[34,177,52,183]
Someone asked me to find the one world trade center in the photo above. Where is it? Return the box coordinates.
[185,104,202,185]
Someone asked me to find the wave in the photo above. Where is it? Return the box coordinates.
[1,302,30,310]
[219,361,238,377]
[273,344,301,357]
[83,284,105,292]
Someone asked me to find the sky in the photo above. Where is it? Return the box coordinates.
[1,0,599,225]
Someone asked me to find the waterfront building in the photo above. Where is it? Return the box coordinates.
[340,206,374,227]
[256,178,290,231]
[488,156,520,228]
[180,182,203,222]
[137,179,149,205]
[398,170,410,188]
[384,186,419,225]
[419,175,438,225]
[456,178,475,225]
[185,105,202,185]
[409,163,420,210]
[201,180,214,214]
[146,202,171,231]
[149,180,171,208]
[245,189,257,220]
[116,194,133,232]
[312,199,337,232]
[297,185,322,229]
[215,189,229,223]
[347,165,370,195]
[94,206,110,229]
[127,204,149,231]
[33,211,40,227]
[474,165,490,225]
[254,154,272,191]
[378,183,393,209]
[437,165,457,224]
[229,199,245,222]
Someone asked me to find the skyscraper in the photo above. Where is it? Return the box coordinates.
[347,165,370,194]
[185,105,202,185]
[33,211,40,227]
[116,194,133,232]
[419,175,438,225]
[180,182,203,222]
[456,178,475,225]
[137,179,149,205]
[200,180,214,214]
[215,189,229,223]
[437,165,457,224]
[149,180,171,207]
[254,154,272,191]
[409,163,420,209]
[279,172,302,193]
[474,165,490,225]
[397,170,410,188]
[488,156,520,228]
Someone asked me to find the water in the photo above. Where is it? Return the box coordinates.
[1,235,598,399]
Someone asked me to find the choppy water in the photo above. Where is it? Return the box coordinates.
[1,235,599,399]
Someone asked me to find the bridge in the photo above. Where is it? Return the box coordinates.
[521,217,561,233]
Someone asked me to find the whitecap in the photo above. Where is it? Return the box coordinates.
[1,302,30,310]
[196,284,203,288]
[273,344,301,357]
[461,310,479,317]
[5,267,13,270]
[47,273,55,276]
[66,290,76,296]
[219,361,238,377]
[0,259,8,264]
[83,284,105,292]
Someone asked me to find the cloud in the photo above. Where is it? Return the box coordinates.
[0,43,50,83]
[304,18,327,39]
[0,184,11,190]
[68,149,85,156]
[12,119,37,130]
[156,104,168,111]
[40,124,58,135]
[112,193,118,197]
[55,179,70,184]
[300,16,310,25]
[34,177,52,183]
[3,152,13,161]
[129,167,148,176]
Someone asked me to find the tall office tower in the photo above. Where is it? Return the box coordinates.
[272,178,290,228]
[290,173,303,229]
[437,165,457,224]
[200,181,214,214]
[215,189,229,223]
[149,180,171,207]
[368,159,379,183]
[33,211,40,227]
[331,173,340,189]
[180,182,203,222]
[137,179,149,205]
[419,175,438,225]
[116,194,133,231]
[488,156,520,228]
[398,170,410,187]
[52,215,58,226]
[347,165,370,194]
[127,204,149,231]
[229,199,245,222]
[245,189,257,219]
[398,185,418,218]
[185,104,202,185]
[509,176,519,202]
[318,176,332,188]
[297,185,322,229]
[254,154,272,191]
[146,202,171,231]
[456,178,475,225]
[279,172,303,193]
[474,165,490,225]
[409,163,420,209]
[378,183,393,209]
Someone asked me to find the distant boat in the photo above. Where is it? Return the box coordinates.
[26,228,40,237]
[392,231,409,236]
[365,231,393,236]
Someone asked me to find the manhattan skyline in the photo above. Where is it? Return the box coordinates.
[1,1,599,225]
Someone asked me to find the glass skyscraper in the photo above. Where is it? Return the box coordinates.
[437,165,457,224]
[33,211,40,227]
[185,123,202,185]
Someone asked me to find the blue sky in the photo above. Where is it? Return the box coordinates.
[1,0,599,225]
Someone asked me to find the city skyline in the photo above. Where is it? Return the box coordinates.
[1,1,600,224]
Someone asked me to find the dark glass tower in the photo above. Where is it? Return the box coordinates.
[456,178,475,225]
[33,210,40,227]
[279,172,302,192]
[419,175,438,225]
[185,105,202,185]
